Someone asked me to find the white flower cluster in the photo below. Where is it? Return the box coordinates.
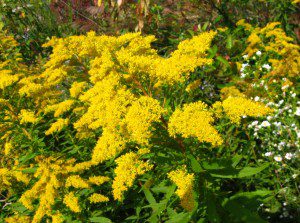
[240,51,271,79]
[248,94,299,164]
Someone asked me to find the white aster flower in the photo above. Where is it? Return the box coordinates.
[241,73,246,78]
[285,153,293,160]
[242,54,248,59]
[265,152,273,157]
[295,107,300,116]
[256,51,262,56]
[241,63,248,72]
[261,121,271,127]
[262,64,271,70]
[274,156,282,162]
[254,96,260,102]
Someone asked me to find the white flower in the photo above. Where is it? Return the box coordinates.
[241,73,246,78]
[274,122,281,127]
[285,153,293,160]
[242,55,248,60]
[265,152,273,157]
[254,96,260,101]
[262,64,271,70]
[291,93,296,98]
[267,116,272,121]
[274,156,282,162]
[241,63,248,72]
[279,142,285,147]
[278,100,284,105]
[295,107,300,116]
[261,121,271,127]
[256,51,262,56]
[251,121,259,126]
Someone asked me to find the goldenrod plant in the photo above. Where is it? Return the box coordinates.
[0,24,298,222]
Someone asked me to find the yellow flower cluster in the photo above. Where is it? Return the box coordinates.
[89,175,110,185]
[238,21,300,77]
[45,100,75,117]
[5,215,31,223]
[51,212,64,223]
[0,70,19,90]
[4,141,12,155]
[63,192,81,213]
[185,79,201,92]
[112,150,153,201]
[125,96,165,145]
[89,193,110,203]
[221,97,273,124]
[220,86,245,100]
[0,167,29,191]
[168,101,223,147]
[17,157,107,221]
[168,167,195,211]
[70,81,87,98]
[18,109,38,124]
[91,130,126,164]
[65,175,90,188]
[45,118,69,135]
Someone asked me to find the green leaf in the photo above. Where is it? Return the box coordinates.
[216,56,230,67]
[21,167,37,173]
[208,45,218,58]
[226,35,233,49]
[231,154,243,168]
[238,163,269,178]
[206,191,221,223]
[228,190,273,212]
[230,190,272,200]
[208,163,269,178]
[165,212,191,223]
[89,217,112,223]
[197,218,206,223]
[222,199,267,223]
[143,188,157,205]
[188,154,203,173]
